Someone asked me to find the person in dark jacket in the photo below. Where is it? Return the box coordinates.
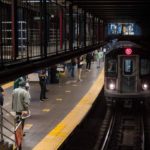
[0,86,4,106]
[38,70,48,102]
[70,58,76,78]
[86,53,93,71]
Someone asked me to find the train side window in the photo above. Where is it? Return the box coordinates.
[124,59,133,75]
[140,59,150,76]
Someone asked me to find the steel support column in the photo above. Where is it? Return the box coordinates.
[77,8,79,48]
[43,0,47,57]
[26,2,29,61]
[11,0,18,59]
[59,8,63,49]
[64,1,67,51]
[92,17,95,45]
[40,0,43,57]
[83,11,86,47]
[98,18,100,43]
[69,4,73,50]
[0,7,3,66]
[56,0,58,54]
[100,20,104,42]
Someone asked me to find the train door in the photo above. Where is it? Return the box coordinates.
[118,56,138,93]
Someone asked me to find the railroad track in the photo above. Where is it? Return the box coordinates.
[59,96,146,150]
[97,103,145,150]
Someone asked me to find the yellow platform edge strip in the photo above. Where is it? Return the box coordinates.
[2,81,14,90]
[33,69,104,150]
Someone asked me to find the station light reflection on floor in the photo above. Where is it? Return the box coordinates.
[42,109,51,112]
[65,90,71,93]
[56,98,63,101]
[72,84,78,87]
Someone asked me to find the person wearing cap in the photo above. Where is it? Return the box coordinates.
[12,80,30,133]
[13,76,26,89]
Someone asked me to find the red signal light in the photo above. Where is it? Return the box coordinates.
[125,48,132,55]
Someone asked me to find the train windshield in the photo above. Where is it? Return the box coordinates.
[107,59,117,73]
[124,59,133,75]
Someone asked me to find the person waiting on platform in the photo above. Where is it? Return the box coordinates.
[12,81,30,134]
[70,58,76,78]
[0,85,4,107]
[86,53,93,71]
[77,56,84,82]
[65,59,71,77]
[95,49,103,68]
[38,70,48,102]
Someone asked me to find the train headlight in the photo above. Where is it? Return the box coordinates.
[109,82,115,90]
[142,83,149,91]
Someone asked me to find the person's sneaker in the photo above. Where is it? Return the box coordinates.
[43,98,48,100]
[40,99,44,102]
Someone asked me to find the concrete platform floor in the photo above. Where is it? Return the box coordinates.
[3,62,103,150]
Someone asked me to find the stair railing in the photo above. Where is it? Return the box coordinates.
[0,105,16,145]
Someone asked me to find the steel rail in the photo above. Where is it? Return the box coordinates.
[141,108,145,150]
[101,111,117,150]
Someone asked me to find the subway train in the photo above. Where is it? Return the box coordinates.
[104,41,150,105]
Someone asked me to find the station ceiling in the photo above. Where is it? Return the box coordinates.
[70,0,150,22]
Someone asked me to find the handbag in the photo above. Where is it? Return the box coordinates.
[21,110,31,119]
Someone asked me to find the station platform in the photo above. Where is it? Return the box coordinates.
[3,62,104,150]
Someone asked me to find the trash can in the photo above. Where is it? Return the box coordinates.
[50,65,59,84]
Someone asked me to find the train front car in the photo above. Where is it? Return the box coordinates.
[104,41,150,105]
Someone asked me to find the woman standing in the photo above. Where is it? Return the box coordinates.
[77,56,84,81]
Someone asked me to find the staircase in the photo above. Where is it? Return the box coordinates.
[0,106,17,150]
